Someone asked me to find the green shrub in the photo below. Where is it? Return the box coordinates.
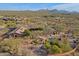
[22,30,31,36]
[49,45,62,54]
[44,37,72,54]
[52,38,59,46]
[44,40,51,49]
[60,43,72,52]
[6,20,16,28]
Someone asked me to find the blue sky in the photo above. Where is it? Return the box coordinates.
[0,3,62,10]
[0,3,79,12]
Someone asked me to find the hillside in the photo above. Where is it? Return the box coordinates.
[0,10,79,56]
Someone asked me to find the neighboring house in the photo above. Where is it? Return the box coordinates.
[2,17,10,21]
[1,26,27,39]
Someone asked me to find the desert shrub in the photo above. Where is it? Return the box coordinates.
[60,43,72,52]
[0,39,22,55]
[44,38,62,54]
[51,38,59,47]
[44,40,51,49]
[43,16,48,18]
[49,45,62,54]
[32,40,39,45]
[58,37,72,52]
[0,46,10,52]
[44,37,72,54]
[6,20,16,28]
[22,30,31,36]
[29,27,43,31]
[52,23,66,32]
[0,20,5,25]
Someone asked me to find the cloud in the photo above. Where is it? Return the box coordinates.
[51,3,79,12]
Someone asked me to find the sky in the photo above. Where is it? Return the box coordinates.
[0,3,61,10]
[0,3,79,12]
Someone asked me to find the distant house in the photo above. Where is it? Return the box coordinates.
[2,17,9,21]
[1,17,17,21]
